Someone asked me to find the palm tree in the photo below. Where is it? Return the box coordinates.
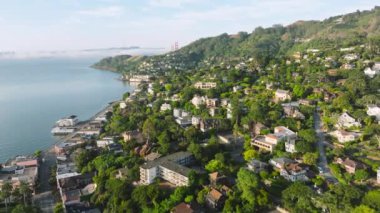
[19,181,32,206]
[1,182,13,212]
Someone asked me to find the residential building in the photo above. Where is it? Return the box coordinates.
[364,67,380,78]
[140,152,194,186]
[283,105,305,119]
[377,167,380,184]
[205,188,225,210]
[176,117,192,127]
[247,160,268,173]
[119,101,127,109]
[205,98,219,108]
[251,135,278,152]
[367,105,380,121]
[280,163,308,182]
[217,132,243,145]
[96,137,114,148]
[233,85,242,92]
[0,165,38,192]
[55,115,78,127]
[209,172,226,187]
[330,130,360,143]
[336,158,366,174]
[336,112,361,128]
[122,130,144,144]
[171,202,202,213]
[199,119,225,132]
[56,162,93,208]
[343,53,359,61]
[194,82,217,90]
[191,116,201,127]
[341,63,355,70]
[160,103,172,112]
[128,75,151,83]
[269,157,295,169]
[191,95,205,108]
[252,122,267,136]
[274,89,291,102]
[209,108,218,117]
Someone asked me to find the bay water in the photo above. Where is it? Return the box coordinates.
[0,57,133,162]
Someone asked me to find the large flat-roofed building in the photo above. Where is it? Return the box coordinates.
[140,151,194,186]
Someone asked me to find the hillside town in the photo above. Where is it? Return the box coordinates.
[1,7,380,213]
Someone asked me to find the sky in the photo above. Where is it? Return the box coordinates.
[0,0,378,52]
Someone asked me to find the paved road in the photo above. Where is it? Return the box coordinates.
[314,108,338,182]
[34,149,57,213]
[33,191,55,213]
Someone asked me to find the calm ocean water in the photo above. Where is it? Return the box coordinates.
[0,57,133,162]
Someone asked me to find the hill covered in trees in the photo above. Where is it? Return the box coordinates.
[93,6,380,74]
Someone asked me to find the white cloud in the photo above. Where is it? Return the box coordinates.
[77,6,124,17]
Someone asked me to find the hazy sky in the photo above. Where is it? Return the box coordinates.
[0,0,378,52]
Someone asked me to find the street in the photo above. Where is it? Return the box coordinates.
[314,108,338,183]
[33,150,57,213]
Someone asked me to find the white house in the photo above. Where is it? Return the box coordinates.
[367,105,380,121]
[191,95,205,108]
[274,89,291,102]
[330,130,360,143]
[364,67,380,78]
[119,102,127,109]
[56,115,78,127]
[377,167,380,184]
[192,116,201,127]
[194,82,217,90]
[343,53,359,61]
[336,112,361,129]
[96,137,114,148]
[160,103,172,112]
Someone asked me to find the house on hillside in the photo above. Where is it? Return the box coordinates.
[367,105,380,122]
[274,89,291,102]
[330,130,360,143]
[160,103,172,112]
[247,160,268,173]
[269,157,295,170]
[280,163,308,182]
[336,112,361,129]
[336,158,366,174]
[205,188,225,210]
[194,82,217,90]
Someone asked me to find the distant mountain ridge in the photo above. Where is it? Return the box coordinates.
[93,6,380,74]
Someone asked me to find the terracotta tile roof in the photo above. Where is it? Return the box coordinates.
[208,188,223,202]
[172,202,194,213]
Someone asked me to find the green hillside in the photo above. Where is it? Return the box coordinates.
[93,6,380,74]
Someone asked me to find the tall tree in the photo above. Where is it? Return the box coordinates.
[1,182,13,212]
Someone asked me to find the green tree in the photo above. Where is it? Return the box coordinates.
[1,182,13,212]
[196,187,209,205]
[354,169,369,183]
[303,152,318,165]
[19,181,32,206]
[157,131,171,155]
[351,205,376,213]
[362,190,380,211]
[282,182,316,213]
[243,149,259,161]
[54,203,64,213]
[205,159,224,172]
[236,168,269,211]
